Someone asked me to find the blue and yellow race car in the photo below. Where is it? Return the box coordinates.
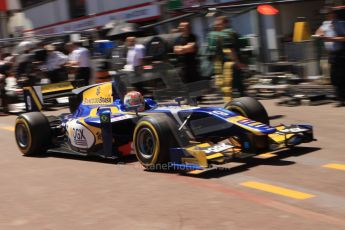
[14,79,315,173]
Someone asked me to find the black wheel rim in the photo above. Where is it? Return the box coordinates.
[15,123,29,149]
[136,127,156,159]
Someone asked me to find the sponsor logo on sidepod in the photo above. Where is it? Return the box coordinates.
[67,120,95,149]
[72,128,87,146]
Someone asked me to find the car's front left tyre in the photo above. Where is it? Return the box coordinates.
[15,112,51,156]
[133,115,177,170]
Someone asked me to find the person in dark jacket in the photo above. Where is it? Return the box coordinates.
[174,21,200,83]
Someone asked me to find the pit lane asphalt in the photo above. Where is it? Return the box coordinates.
[0,100,344,230]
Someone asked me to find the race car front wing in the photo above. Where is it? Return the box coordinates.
[169,124,315,174]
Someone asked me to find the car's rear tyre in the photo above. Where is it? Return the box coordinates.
[224,97,269,125]
[133,115,177,170]
[15,112,51,156]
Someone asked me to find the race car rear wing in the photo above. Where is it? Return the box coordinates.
[23,81,83,112]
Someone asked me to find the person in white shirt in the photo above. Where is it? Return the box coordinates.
[124,37,145,71]
[315,9,343,52]
[66,42,91,85]
[40,44,68,83]
[315,8,345,106]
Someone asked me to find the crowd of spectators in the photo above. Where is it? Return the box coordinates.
[1,10,343,106]
[0,40,92,87]
[0,16,245,100]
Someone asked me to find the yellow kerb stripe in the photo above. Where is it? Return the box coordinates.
[240,181,315,200]
[322,163,345,171]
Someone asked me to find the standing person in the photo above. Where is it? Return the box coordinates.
[315,7,345,106]
[231,32,246,97]
[123,36,145,92]
[66,41,91,85]
[40,44,68,83]
[0,51,7,113]
[13,41,36,81]
[173,21,200,83]
[124,36,145,72]
[207,16,244,101]
[0,52,12,76]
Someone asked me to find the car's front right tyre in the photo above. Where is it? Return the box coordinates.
[224,97,270,125]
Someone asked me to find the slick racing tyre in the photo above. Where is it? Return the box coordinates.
[15,112,51,156]
[133,115,177,170]
[225,97,269,125]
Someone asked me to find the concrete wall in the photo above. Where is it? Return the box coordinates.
[22,0,156,28]
[232,10,259,36]
[23,0,68,28]
[55,0,69,22]
[87,0,153,14]
[7,0,160,35]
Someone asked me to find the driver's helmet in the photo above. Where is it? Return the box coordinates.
[124,91,145,112]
